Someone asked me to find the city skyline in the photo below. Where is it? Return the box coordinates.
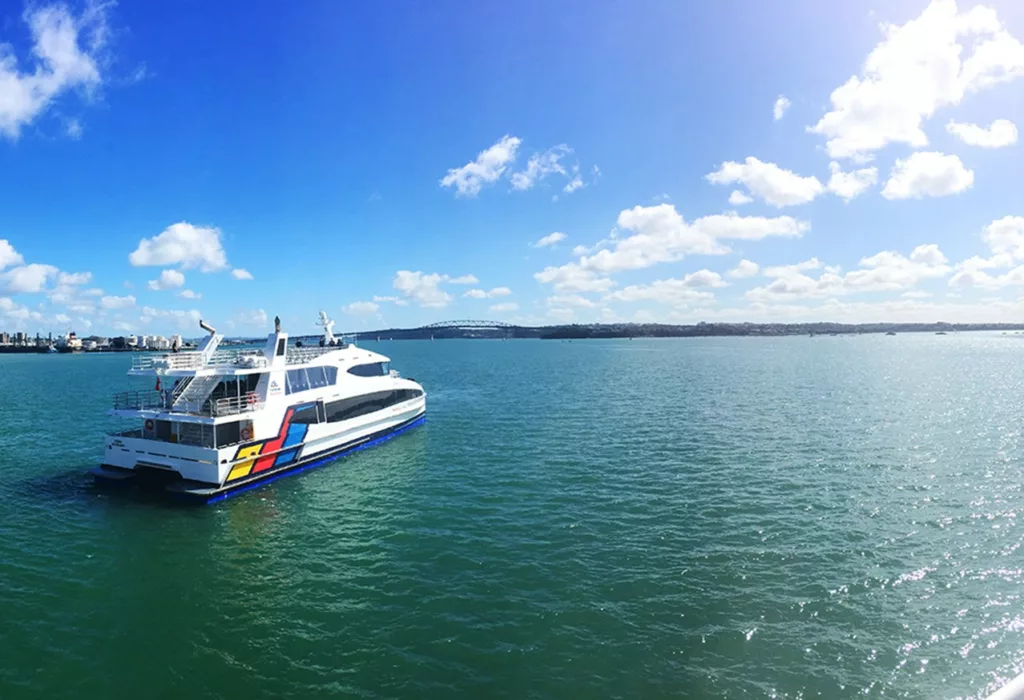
[2,0,1024,336]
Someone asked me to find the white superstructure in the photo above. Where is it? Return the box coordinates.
[92,314,425,501]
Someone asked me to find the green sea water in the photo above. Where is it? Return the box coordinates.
[2,334,1024,698]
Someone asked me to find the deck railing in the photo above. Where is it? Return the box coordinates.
[112,390,263,417]
[130,344,337,371]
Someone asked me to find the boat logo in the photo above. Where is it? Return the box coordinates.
[269,380,282,395]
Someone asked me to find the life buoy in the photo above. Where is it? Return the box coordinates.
[144,419,155,431]
[240,425,253,441]
[246,392,258,405]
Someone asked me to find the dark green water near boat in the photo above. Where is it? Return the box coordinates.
[2,335,1024,698]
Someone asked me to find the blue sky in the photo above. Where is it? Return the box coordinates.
[1,0,1024,336]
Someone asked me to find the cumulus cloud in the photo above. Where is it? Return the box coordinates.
[826,161,878,201]
[226,309,267,330]
[728,259,760,278]
[546,294,596,308]
[342,301,379,316]
[0,3,110,139]
[533,232,566,248]
[489,302,518,313]
[746,245,950,301]
[0,240,25,269]
[510,145,570,191]
[809,0,1024,160]
[463,287,512,299]
[773,95,791,120]
[946,119,1018,147]
[881,151,974,199]
[0,263,58,293]
[147,269,185,290]
[139,306,203,331]
[231,268,253,280]
[440,135,521,197]
[534,204,806,292]
[390,270,480,308]
[706,157,824,207]
[604,276,721,305]
[129,222,229,271]
[949,217,1024,288]
[101,294,136,309]
[728,190,753,206]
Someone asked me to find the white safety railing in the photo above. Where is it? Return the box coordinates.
[113,390,262,417]
[286,345,338,364]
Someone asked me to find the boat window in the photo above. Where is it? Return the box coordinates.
[276,338,286,356]
[285,368,310,394]
[324,366,338,385]
[323,389,417,423]
[306,366,329,389]
[291,404,319,424]
[216,421,241,447]
[347,362,389,377]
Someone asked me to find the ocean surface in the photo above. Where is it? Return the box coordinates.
[2,334,1024,699]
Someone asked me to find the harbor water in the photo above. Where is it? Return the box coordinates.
[2,334,1024,698]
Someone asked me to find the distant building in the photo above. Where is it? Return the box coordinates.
[15,331,25,344]
[0,332,9,344]
[136,335,149,348]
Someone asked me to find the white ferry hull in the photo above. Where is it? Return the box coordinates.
[93,400,425,502]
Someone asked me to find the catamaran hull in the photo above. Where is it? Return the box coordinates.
[92,410,425,503]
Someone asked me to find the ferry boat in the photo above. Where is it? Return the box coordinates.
[91,313,425,502]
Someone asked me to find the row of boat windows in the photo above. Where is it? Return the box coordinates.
[289,389,424,425]
[284,362,390,394]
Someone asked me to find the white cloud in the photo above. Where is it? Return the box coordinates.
[392,271,453,308]
[129,222,228,271]
[604,277,719,305]
[881,151,974,199]
[447,274,478,285]
[177,289,201,300]
[706,157,824,207]
[826,161,878,201]
[0,3,109,139]
[0,240,25,269]
[147,269,185,290]
[747,245,950,301]
[902,290,933,299]
[139,306,203,331]
[463,287,511,299]
[101,294,136,309]
[533,232,566,248]
[546,294,596,308]
[547,307,575,322]
[946,118,1018,147]
[948,217,1024,288]
[510,145,570,191]
[535,205,806,292]
[440,135,521,197]
[373,295,409,307]
[342,301,379,316]
[57,271,91,285]
[489,302,518,313]
[728,190,753,206]
[728,259,760,278]
[226,309,267,330]
[231,268,253,280]
[0,263,58,293]
[773,95,791,120]
[534,263,615,293]
[809,0,1024,160]
[563,174,584,194]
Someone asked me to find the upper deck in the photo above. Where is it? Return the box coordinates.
[129,344,342,374]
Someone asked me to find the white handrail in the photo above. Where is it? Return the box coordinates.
[988,672,1024,700]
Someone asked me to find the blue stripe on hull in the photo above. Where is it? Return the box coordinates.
[200,413,426,504]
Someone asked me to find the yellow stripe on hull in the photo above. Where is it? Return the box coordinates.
[227,444,263,482]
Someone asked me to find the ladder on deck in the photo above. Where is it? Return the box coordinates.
[172,374,222,413]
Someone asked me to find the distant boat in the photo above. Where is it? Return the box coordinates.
[886,331,896,336]
[936,331,947,335]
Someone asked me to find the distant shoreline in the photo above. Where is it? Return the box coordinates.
[285,322,1024,342]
